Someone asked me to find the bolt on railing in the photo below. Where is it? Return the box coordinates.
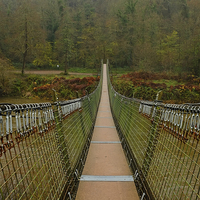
[107,60,200,200]
[0,62,103,200]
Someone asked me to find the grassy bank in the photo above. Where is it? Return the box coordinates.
[111,71,200,104]
[0,72,99,101]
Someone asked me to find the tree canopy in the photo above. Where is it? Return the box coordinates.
[0,0,200,75]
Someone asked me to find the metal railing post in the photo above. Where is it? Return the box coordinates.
[52,90,72,175]
[141,103,161,177]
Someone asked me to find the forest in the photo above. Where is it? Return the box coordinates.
[0,0,200,75]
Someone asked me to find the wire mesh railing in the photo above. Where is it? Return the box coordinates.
[107,61,200,200]
[0,63,102,200]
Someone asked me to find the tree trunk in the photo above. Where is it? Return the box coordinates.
[22,20,28,75]
[64,53,67,74]
[103,45,106,60]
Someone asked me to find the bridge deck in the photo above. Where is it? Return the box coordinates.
[76,64,139,200]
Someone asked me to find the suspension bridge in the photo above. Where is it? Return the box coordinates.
[0,61,199,200]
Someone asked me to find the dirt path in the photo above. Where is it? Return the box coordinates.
[13,70,94,76]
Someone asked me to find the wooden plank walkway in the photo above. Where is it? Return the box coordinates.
[76,64,139,200]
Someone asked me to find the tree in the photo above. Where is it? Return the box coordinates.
[115,0,138,67]
[2,0,46,74]
[33,42,55,68]
[0,57,14,96]
[40,0,61,43]
[157,31,179,73]
[55,20,74,73]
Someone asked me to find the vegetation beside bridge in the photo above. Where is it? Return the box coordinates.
[111,71,200,103]
[0,69,99,101]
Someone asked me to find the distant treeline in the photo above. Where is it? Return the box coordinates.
[0,0,200,75]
